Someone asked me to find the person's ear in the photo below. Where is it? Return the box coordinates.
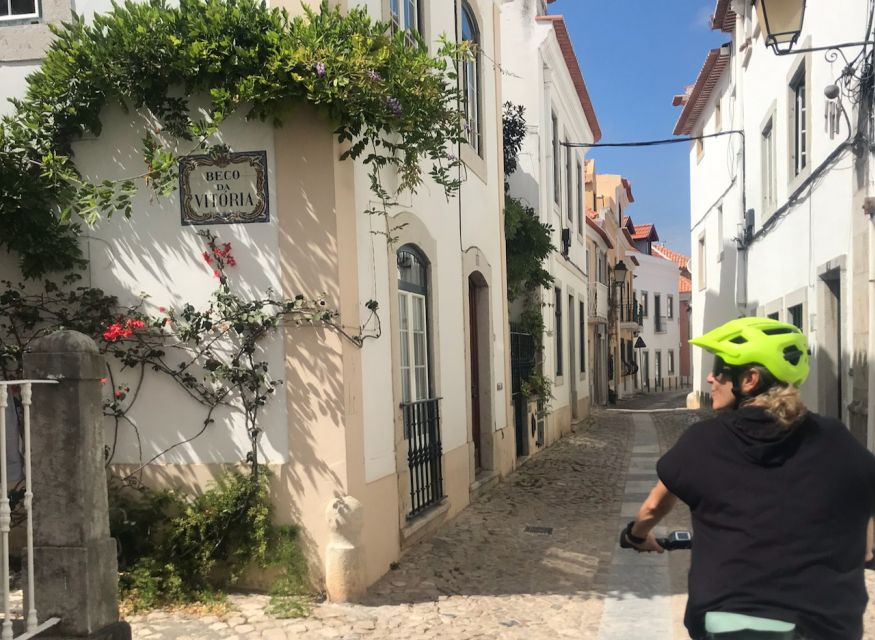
[740,368,761,393]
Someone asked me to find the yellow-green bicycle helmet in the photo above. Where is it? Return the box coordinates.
[690,317,810,387]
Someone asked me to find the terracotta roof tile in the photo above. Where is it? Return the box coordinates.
[653,244,690,269]
[631,223,659,241]
[673,44,731,136]
[535,15,602,142]
[711,0,737,33]
[585,216,613,249]
[679,275,692,294]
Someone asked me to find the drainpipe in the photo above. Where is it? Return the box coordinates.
[733,2,748,312]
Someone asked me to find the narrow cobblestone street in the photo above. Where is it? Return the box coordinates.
[128,395,875,639]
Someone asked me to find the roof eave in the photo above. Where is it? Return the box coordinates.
[536,15,602,142]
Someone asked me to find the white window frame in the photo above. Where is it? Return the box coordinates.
[0,0,39,21]
[565,139,573,224]
[460,1,481,155]
[697,233,706,290]
[399,291,430,403]
[552,111,560,205]
[576,158,583,236]
[389,0,421,40]
[668,350,675,374]
[762,115,777,214]
[790,64,808,177]
[667,294,674,320]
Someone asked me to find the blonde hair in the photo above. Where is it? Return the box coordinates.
[740,367,808,429]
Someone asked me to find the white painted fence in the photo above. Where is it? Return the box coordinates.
[0,381,60,640]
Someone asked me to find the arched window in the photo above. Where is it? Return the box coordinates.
[461,2,481,154]
[397,246,431,403]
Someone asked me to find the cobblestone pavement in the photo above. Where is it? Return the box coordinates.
[614,388,692,411]
[129,413,632,639]
[125,406,875,638]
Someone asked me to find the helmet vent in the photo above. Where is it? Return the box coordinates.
[783,346,804,366]
[729,336,748,344]
[763,328,794,336]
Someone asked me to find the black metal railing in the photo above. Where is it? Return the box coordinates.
[618,303,643,325]
[510,325,536,458]
[402,397,444,518]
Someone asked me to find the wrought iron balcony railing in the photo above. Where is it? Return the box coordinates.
[402,397,444,519]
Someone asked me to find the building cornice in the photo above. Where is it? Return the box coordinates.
[672,44,731,136]
[535,15,602,142]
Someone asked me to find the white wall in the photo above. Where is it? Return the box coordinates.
[501,0,593,424]
[358,0,508,480]
[0,61,38,116]
[67,104,288,465]
[689,0,867,409]
[636,252,682,386]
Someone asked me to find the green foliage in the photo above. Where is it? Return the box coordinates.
[111,471,311,613]
[520,370,553,412]
[265,526,312,618]
[504,195,554,301]
[502,102,526,178]
[0,0,467,277]
[503,102,554,413]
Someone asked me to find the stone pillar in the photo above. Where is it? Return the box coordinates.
[22,330,130,639]
[324,496,365,602]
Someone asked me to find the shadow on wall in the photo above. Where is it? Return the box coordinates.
[693,238,742,400]
[92,107,352,584]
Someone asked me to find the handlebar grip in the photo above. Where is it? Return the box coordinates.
[656,536,692,551]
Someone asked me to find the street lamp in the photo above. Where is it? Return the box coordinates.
[612,260,628,284]
[756,0,805,54]
[757,0,871,56]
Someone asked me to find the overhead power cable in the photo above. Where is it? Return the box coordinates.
[561,130,744,149]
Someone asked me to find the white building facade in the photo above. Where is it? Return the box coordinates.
[0,0,516,592]
[634,248,683,392]
[501,0,600,439]
[679,0,873,443]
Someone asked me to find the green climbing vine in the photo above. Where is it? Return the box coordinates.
[503,102,555,410]
[0,0,468,277]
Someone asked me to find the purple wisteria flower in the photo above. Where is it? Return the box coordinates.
[386,96,403,117]
[367,69,381,81]
[315,62,326,77]
[446,152,458,163]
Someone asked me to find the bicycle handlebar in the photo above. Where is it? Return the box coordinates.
[619,529,692,551]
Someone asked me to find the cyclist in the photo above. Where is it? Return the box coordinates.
[621,317,875,639]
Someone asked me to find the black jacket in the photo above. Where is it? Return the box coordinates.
[657,407,875,640]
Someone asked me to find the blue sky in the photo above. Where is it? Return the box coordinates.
[557,0,729,255]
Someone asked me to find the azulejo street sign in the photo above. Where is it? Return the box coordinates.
[179,148,269,225]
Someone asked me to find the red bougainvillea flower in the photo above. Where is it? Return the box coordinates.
[99,378,108,384]
[102,318,146,342]
[158,306,166,313]
[202,251,213,265]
